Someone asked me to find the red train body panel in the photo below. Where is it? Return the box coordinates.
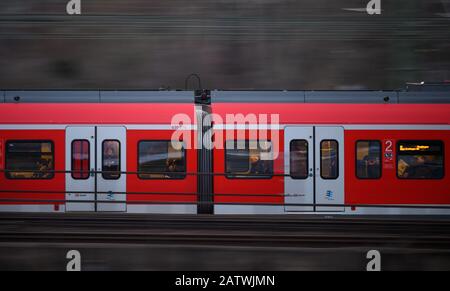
[1,100,449,215]
[0,130,65,206]
[126,130,198,204]
[345,130,450,205]
[0,103,448,124]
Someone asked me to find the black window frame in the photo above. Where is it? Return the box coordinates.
[225,140,274,180]
[137,140,187,180]
[290,139,309,180]
[355,140,382,180]
[320,139,339,180]
[71,139,91,180]
[101,139,121,180]
[5,140,55,180]
[396,140,445,180]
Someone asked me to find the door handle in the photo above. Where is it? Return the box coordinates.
[90,169,95,177]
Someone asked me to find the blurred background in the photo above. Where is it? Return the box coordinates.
[0,0,449,90]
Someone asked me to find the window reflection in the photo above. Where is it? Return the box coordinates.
[5,141,54,179]
[356,141,381,179]
[320,140,338,179]
[290,140,308,179]
[102,140,120,180]
[226,140,274,179]
[72,140,90,180]
[397,141,444,179]
[138,141,186,179]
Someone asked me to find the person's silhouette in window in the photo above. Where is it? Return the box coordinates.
[250,155,272,176]
[166,159,183,179]
[364,155,379,178]
[104,142,119,178]
[35,159,51,178]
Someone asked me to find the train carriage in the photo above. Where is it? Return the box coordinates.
[0,89,449,215]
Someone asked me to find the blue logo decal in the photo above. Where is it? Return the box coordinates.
[107,191,114,201]
[326,190,334,201]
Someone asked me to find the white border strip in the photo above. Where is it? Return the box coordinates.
[0,204,197,214]
[214,205,450,215]
[0,205,65,213]
[127,204,197,214]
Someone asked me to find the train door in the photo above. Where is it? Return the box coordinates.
[96,127,127,212]
[284,126,344,212]
[314,127,344,212]
[66,126,127,212]
[66,127,95,212]
[284,127,314,212]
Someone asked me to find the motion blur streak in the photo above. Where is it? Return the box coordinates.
[0,0,449,89]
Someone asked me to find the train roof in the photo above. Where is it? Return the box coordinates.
[1,88,450,104]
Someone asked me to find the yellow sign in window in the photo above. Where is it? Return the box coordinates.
[399,145,430,152]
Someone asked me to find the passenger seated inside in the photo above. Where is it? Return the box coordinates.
[33,159,51,179]
[165,158,184,179]
[103,142,120,179]
[138,141,186,179]
[397,141,443,179]
[363,155,380,178]
[249,155,273,176]
[397,158,409,178]
[356,140,380,179]
[398,155,442,179]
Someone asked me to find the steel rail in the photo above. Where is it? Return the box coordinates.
[1,231,450,249]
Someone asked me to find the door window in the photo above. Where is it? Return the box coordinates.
[102,140,121,180]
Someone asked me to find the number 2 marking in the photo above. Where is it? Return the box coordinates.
[385,140,393,152]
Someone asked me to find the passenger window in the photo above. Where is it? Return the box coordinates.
[320,140,339,179]
[138,141,186,179]
[71,140,90,180]
[397,141,444,179]
[226,140,274,179]
[290,140,308,179]
[5,141,54,179]
[226,140,250,173]
[356,141,381,179]
[102,140,121,180]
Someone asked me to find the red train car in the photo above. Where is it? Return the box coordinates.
[0,89,449,215]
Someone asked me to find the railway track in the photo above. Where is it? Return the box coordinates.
[1,214,450,270]
[1,231,450,249]
[1,213,450,249]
